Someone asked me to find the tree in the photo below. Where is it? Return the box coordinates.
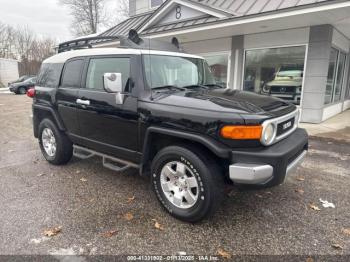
[105,0,129,28]
[61,0,130,36]
[0,21,57,76]
[60,0,107,36]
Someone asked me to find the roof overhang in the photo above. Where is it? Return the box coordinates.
[142,0,350,43]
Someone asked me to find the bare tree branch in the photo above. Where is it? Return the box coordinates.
[0,21,57,76]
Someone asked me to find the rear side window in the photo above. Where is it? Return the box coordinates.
[85,57,130,91]
[37,63,63,88]
[61,59,84,88]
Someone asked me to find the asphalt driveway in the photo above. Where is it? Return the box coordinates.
[0,93,349,258]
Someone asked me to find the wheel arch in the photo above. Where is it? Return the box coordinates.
[33,104,65,138]
[140,126,231,176]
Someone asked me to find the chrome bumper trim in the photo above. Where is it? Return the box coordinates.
[286,150,307,176]
[229,163,273,184]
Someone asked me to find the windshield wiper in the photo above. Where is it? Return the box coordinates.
[152,85,186,92]
[182,84,210,89]
[203,84,224,88]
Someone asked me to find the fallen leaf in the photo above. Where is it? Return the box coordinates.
[123,213,133,221]
[102,230,117,238]
[127,196,135,203]
[80,178,88,182]
[296,176,305,181]
[341,228,350,235]
[295,189,304,194]
[319,199,335,208]
[305,258,314,262]
[255,194,263,198]
[309,203,321,211]
[217,248,231,259]
[43,227,62,237]
[265,191,272,195]
[76,170,81,174]
[331,243,343,249]
[154,221,164,231]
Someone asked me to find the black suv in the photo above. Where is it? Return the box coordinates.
[31,33,308,222]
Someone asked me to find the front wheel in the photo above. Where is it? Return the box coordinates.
[151,145,224,222]
[38,119,73,165]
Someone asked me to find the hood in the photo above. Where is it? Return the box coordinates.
[153,88,296,118]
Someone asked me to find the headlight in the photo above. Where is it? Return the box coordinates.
[262,85,270,93]
[261,123,276,145]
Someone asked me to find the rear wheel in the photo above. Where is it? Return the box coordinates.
[38,119,73,165]
[151,145,224,222]
[18,87,26,94]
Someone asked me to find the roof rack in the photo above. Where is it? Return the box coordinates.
[57,30,182,53]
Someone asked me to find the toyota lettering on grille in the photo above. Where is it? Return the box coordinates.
[283,121,292,130]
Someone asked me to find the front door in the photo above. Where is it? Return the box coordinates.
[76,56,139,162]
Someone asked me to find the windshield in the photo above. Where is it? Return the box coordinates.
[143,54,216,89]
[276,66,303,78]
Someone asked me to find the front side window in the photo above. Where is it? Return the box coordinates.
[37,63,63,88]
[243,46,306,105]
[143,54,215,89]
[61,59,84,88]
[86,57,130,91]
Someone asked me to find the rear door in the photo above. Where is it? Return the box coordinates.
[56,58,85,137]
[76,55,139,161]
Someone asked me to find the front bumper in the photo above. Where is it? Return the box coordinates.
[229,128,308,187]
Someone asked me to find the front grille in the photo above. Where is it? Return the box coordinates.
[261,109,299,146]
[270,86,295,93]
[277,117,295,136]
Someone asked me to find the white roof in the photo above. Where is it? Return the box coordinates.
[44,48,203,64]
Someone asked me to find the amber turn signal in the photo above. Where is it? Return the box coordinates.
[220,125,262,140]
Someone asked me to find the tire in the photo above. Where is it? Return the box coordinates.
[18,87,26,95]
[151,145,224,223]
[38,119,73,165]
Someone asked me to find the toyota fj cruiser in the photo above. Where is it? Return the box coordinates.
[30,31,308,222]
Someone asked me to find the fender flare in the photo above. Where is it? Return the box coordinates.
[33,104,66,136]
[140,126,230,175]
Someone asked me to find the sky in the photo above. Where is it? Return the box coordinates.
[0,0,120,42]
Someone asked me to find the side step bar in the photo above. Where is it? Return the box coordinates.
[73,145,139,172]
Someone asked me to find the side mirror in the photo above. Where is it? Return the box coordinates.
[103,73,123,93]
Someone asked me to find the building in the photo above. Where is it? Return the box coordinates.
[0,58,19,88]
[96,0,350,123]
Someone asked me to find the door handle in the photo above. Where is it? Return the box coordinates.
[76,99,90,106]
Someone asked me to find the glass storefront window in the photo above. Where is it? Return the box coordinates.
[202,53,229,88]
[325,48,338,104]
[243,46,306,105]
[325,48,347,104]
[334,52,346,102]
